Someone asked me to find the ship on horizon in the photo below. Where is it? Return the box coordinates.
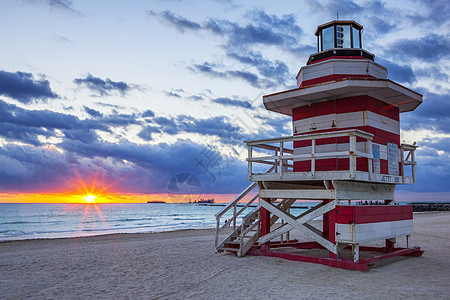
[189,198,215,204]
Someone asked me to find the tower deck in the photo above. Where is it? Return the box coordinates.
[246,129,417,184]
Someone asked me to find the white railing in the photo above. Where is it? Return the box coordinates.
[214,166,275,248]
[401,143,418,183]
[245,129,418,184]
[246,129,373,180]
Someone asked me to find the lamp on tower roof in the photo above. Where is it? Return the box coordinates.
[309,20,373,65]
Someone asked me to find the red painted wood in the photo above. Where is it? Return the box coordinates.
[386,239,395,252]
[292,96,400,121]
[246,245,423,271]
[246,248,370,271]
[360,247,424,263]
[300,74,376,87]
[292,156,401,175]
[293,128,400,147]
[335,205,413,224]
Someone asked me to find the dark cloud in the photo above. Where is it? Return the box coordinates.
[402,92,450,134]
[57,138,249,193]
[407,0,450,26]
[398,138,450,193]
[0,70,57,103]
[0,144,73,192]
[228,50,290,85]
[153,117,180,135]
[0,99,131,146]
[84,106,103,118]
[376,58,416,84]
[212,97,252,109]
[387,34,450,63]
[0,100,102,131]
[415,66,449,82]
[142,110,155,118]
[138,125,161,141]
[74,73,132,96]
[149,9,303,51]
[0,122,51,146]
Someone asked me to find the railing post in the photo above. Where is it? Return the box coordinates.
[349,134,357,178]
[233,204,237,230]
[247,145,252,180]
[401,146,405,184]
[279,142,284,179]
[215,217,220,248]
[311,139,316,178]
[411,149,416,183]
[274,149,278,173]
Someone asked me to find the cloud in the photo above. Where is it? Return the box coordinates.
[73,73,133,96]
[376,58,416,84]
[150,9,307,88]
[21,0,84,16]
[149,9,303,51]
[402,92,450,134]
[56,138,249,193]
[387,34,450,63]
[142,110,155,118]
[147,10,201,33]
[190,62,264,88]
[164,90,182,98]
[0,99,108,146]
[84,106,103,118]
[212,97,252,109]
[227,50,290,86]
[138,125,161,141]
[0,70,58,103]
[407,0,450,26]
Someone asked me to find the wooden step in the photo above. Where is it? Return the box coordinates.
[217,247,239,253]
[225,240,241,245]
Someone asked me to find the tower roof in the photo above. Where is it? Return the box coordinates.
[263,78,423,115]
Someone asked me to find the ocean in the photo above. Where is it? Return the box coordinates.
[0,203,308,241]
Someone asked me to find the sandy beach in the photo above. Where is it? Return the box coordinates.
[1,211,449,299]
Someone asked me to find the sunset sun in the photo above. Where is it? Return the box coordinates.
[84,194,97,203]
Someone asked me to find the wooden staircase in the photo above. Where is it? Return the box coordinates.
[216,207,260,257]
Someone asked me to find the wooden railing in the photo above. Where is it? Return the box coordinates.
[245,129,418,184]
[246,129,373,180]
[401,143,418,183]
[214,166,275,248]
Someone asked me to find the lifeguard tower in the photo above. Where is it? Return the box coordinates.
[215,20,424,271]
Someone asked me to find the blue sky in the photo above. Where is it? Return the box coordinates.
[0,0,449,200]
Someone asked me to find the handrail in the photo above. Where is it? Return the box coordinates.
[215,165,275,248]
[245,129,418,184]
[401,143,418,183]
[246,129,373,181]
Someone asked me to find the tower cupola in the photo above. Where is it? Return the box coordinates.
[316,20,362,51]
[307,20,374,65]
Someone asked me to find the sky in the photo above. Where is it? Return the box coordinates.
[0,0,449,202]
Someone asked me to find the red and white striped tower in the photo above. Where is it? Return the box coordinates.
[215,20,424,271]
